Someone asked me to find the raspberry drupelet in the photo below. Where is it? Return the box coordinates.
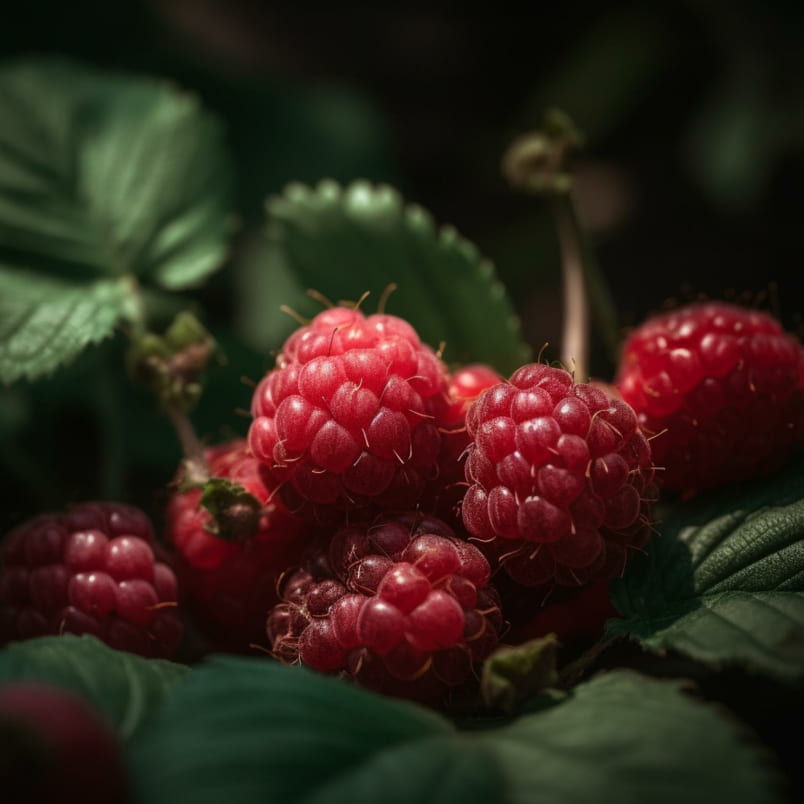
[249,307,450,521]
[0,502,182,659]
[617,301,804,492]
[267,513,503,703]
[461,363,656,588]
[165,440,304,653]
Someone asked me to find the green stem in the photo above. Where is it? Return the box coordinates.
[556,634,617,689]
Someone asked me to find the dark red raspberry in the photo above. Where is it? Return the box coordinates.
[617,302,804,492]
[249,307,449,521]
[166,440,304,652]
[428,365,504,523]
[461,364,655,587]
[0,682,129,804]
[0,503,182,659]
[267,513,503,703]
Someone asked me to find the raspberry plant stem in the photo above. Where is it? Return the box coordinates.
[552,195,589,380]
[165,404,209,485]
[502,110,621,375]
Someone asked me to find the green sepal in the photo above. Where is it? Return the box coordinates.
[481,634,559,713]
[198,476,264,542]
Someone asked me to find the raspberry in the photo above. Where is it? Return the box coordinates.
[428,364,504,523]
[267,513,503,703]
[461,364,655,587]
[248,307,449,521]
[617,302,804,492]
[0,503,182,659]
[0,682,129,804]
[166,440,304,652]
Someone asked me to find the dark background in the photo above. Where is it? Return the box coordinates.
[2,0,804,521]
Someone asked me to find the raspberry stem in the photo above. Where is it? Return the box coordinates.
[165,404,209,485]
[552,195,589,380]
[502,110,621,376]
[125,311,217,484]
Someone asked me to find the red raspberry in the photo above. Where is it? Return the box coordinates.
[0,682,129,804]
[617,302,804,492]
[267,513,503,703]
[461,364,655,587]
[428,364,504,523]
[166,440,304,652]
[248,307,449,521]
[0,503,182,659]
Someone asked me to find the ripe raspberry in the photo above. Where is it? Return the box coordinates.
[461,364,655,587]
[0,503,182,659]
[267,513,503,703]
[617,302,804,492]
[0,682,129,804]
[428,364,504,523]
[249,307,449,521]
[166,440,304,652]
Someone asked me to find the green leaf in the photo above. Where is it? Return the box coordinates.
[128,657,497,804]
[0,635,188,738]
[0,269,134,383]
[129,658,779,804]
[609,457,804,682]
[488,671,779,804]
[253,180,530,374]
[0,57,232,288]
[0,58,233,381]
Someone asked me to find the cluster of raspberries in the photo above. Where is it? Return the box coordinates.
[1,300,802,704]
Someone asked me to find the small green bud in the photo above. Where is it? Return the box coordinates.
[481,634,559,713]
[126,312,217,411]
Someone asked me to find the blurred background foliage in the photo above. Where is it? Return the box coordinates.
[1,0,803,526]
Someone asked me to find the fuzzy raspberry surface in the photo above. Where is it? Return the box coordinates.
[267,513,503,703]
[249,307,450,521]
[0,503,182,659]
[461,364,655,587]
[166,441,303,652]
[0,682,129,804]
[617,302,804,492]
